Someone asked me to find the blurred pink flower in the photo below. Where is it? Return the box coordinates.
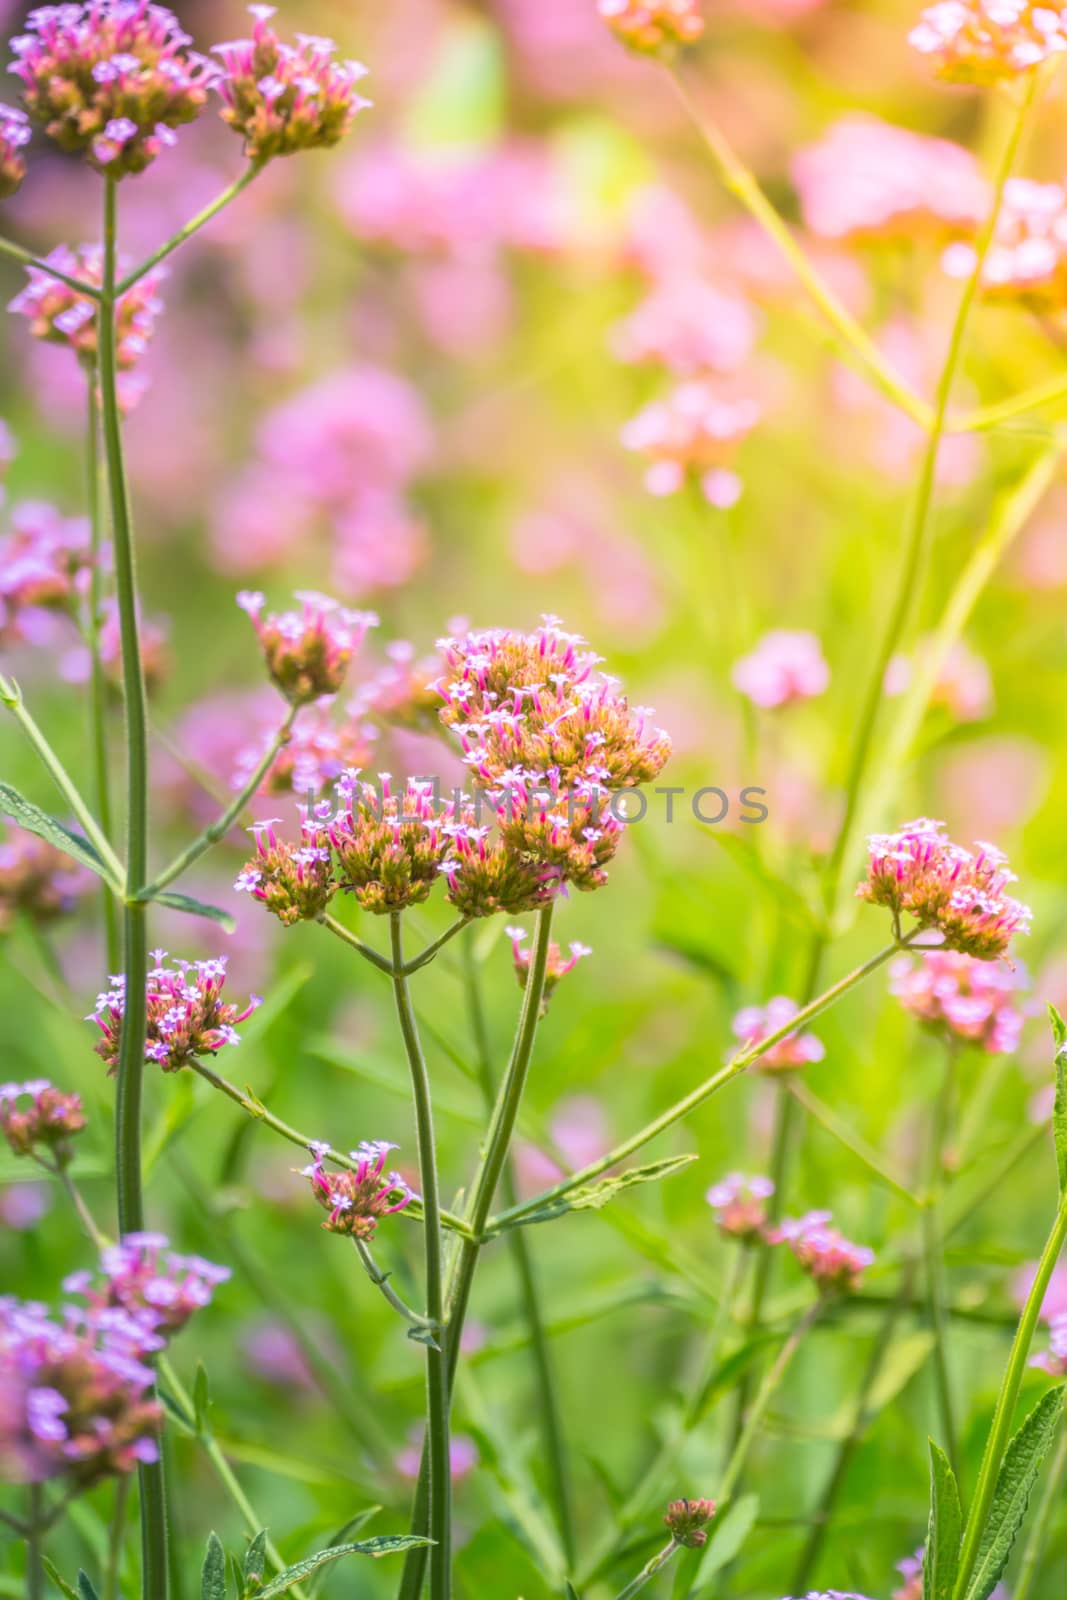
[621,380,760,504]
[0,1183,52,1231]
[397,1427,478,1481]
[910,0,1067,82]
[935,737,1049,840]
[944,178,1067,308]
[514,1095,612,1198]
[1013,1260,1067,1322]
[612,277,760,375]
[889,951,1027,1053]
[732,630,830,709]
[884,638,993,722]
[732,997,826,1070]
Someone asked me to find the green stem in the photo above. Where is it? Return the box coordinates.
[923,1041,960,1476]
[138,704,298,898]
[26,1486,43,1600]
[490,939,901,1233]
[819,67,1043,923]
[953,371,1067,431]
[461,931,576,1566]
[100,171,166,1600]
[952,1197,1067,1600]
[611,1539,680,1600]
[719,1300,821,1504]
[390,912,452,1600]
[116,164,263,293]
[86,382,120,970]
[402,918,471,976]
[353,1237,439,1331]
[1011,1425,1067,1600]
[397,903,556,1600]
[320,912,395,975]
[0,233,104,296]
[104,1478,131,1600]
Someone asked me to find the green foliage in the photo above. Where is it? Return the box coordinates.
[494,1153,698,1230]
[965,1389,1064,1600]
[923,1442,961,1600]
[1050,1005,1067,1196]
[150,890,238,932]
[201,1532,228,1600]
[253,1538,435,1597]
[0,783,115,884]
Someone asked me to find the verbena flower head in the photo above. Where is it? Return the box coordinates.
[349,639,443,729]
[494,771,628,894]
[301,1140,414,1238]
[9,246,165,406]
[235,705,377,800]
[732,997,825,1071]
[64,1234,229,1340]
[236,808,336,925]
[0,1081,86,1166]
[889,951,1027,1053]
[943,178,1067,309]
[772,1211,875,1293]
[663,1497,716,1547]
[90,950,261,1074]
[892,1551,923,1600]
[0,104,30,198]
[0,1293,162,1484]
[212,5,371,163]
[0,826,89,931]
[8,1,216,176]
[858,819,1031,960]
[598,0,705,54]
[621,380,760,508]
[706,1172,774,1240]
[505,924,591,1012]
[908,0,1067,80]
[0,500,91,617]
[329,773,453,914]
[434,616,671,789]
[238,590,377,705]
[439,826,555,918]
[792,116,989,243]
[731,630,830,710]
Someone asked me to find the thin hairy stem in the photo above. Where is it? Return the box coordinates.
[86,382,120,969]
[390,912,452,1600]
[104,1478,131,1600]
[719,1300,822,1505]
[320,912,396,975]
[353,1237,440,1332]
[116,164,264,292]
[0,233,104,295]
[611,1538,680,1600]
[923,1041,960,1476]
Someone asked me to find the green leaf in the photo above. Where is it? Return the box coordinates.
[40,1560,79,1600]
[305,1511,381,1596]
[965,1388,1064,1600]
[692,1495,760,1590]
[1050,1005,1067,1196]
[242,1531,268,1591]
[495,1154,698,1231]
[565,1584,582,1600]
[193,1361,211,1434]
[151,890,237,934]
[77,1578,101,1600]
[0,783,116,886]
[201,1532,228,1600]
[923,1441,962,1600]
[255,1538,434,1596]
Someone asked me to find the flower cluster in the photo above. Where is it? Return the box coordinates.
[0,826,89,931]
[772,1211,875,1293]
[8,0,216,177]
[892,1552,923,1600]
[0,104,30,198]
[301,1140,415,1238]
[235,705,376,800]
[505,925,592,1012]
[89,951,261,1074]
[621,381,760,508]
[440,824,555,918]
[0,1294,162,1484]
[706,1173,775,1240]
[908,0,1067,80]
[239,590,377,706]
[791,115,989,243]
[235,809,336,925]
[0,1080,86,1166]
[598,0,705,54]
[64,1234,229,1339]
[731,630,830,710]
[1031,1314,1067,1377]
[889,951,1027,1053]
[351,640,443,729]
[213,5,371,163]
[943,178,1067,309]
[9,247,166,407]
[663,1497,716,1548]
[329,774,454,914]
[885,638,993,723]
[0,500,92,622]
[612,278,758,376]
[858,819,1031,960]
[732,997,826,1071]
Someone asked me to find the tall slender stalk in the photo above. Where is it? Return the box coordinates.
[85,383,119,972]
[26,1485,44,1600]
[611,1538,680,1600]
[390,912,451,1600]
[98,171,168,1600]
[923,1041,960,1475]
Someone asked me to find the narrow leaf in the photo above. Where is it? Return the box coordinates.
[1050,1005,1067,1197]
[201,1532,228,1600]
[152,890,237,934]
[923,1441,962,1600]
[243,1531,268,1589]
[305,1510,381,1596]
[495,1154,698,1231]
[255,1538,434,1596]
[565,1584,582,1600]
[40,1560,78,1600]
[0,784,115,885]
[965,1388,1064,1600]
[76,1578,101,1600]
[193,1361,210,1434]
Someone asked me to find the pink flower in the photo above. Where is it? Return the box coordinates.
[909,0,1067,79]
[212,5,371,163]
[0,499,91,616]
[1031,1314,1067,1376]
[858,819,1031,961]
[706,1173,775,1240]
[732,997,826,1071]
[396,1426,478,1481]
[89,951,261,1075]
[1012,1260,1067,1323]
[944,178,1067,309]
[664,1497,716,1548]
[612,278,759,376]
[889,951,1027,1052]
[0,104,30,198]
[621,380,760,505]
[9,0,216,176]
[301,1140,414,1239]
[772,1210,875,1292]
[892,1551,923,1600]
[238,589,377,705]
[64,1234,229,1340]
[236,809,337,926]
[0,826,90,932]
[0,1081,86,1166]
[505,924,592,1012]
[792,116,989,243]
[598,0,705,53]
[328,774,454,915]
[514,1095,612,1197]
[731,630,830,710]
[884,639,992,722]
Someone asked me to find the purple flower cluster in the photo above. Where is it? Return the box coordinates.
[89,950,261,1074]
[236,807,336,926]
[505,924,591,1012]
[705,1172,775,1240]
[889,951,1027,1053]
[0,1079,86,1166]
[771,1211,875,1293]
[301,1140,415,1239]
[0,102,30,198]
[64,1233,230,1339]
[238,589,378,706]
[0,825,89,930]
[732,997,826,1071]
